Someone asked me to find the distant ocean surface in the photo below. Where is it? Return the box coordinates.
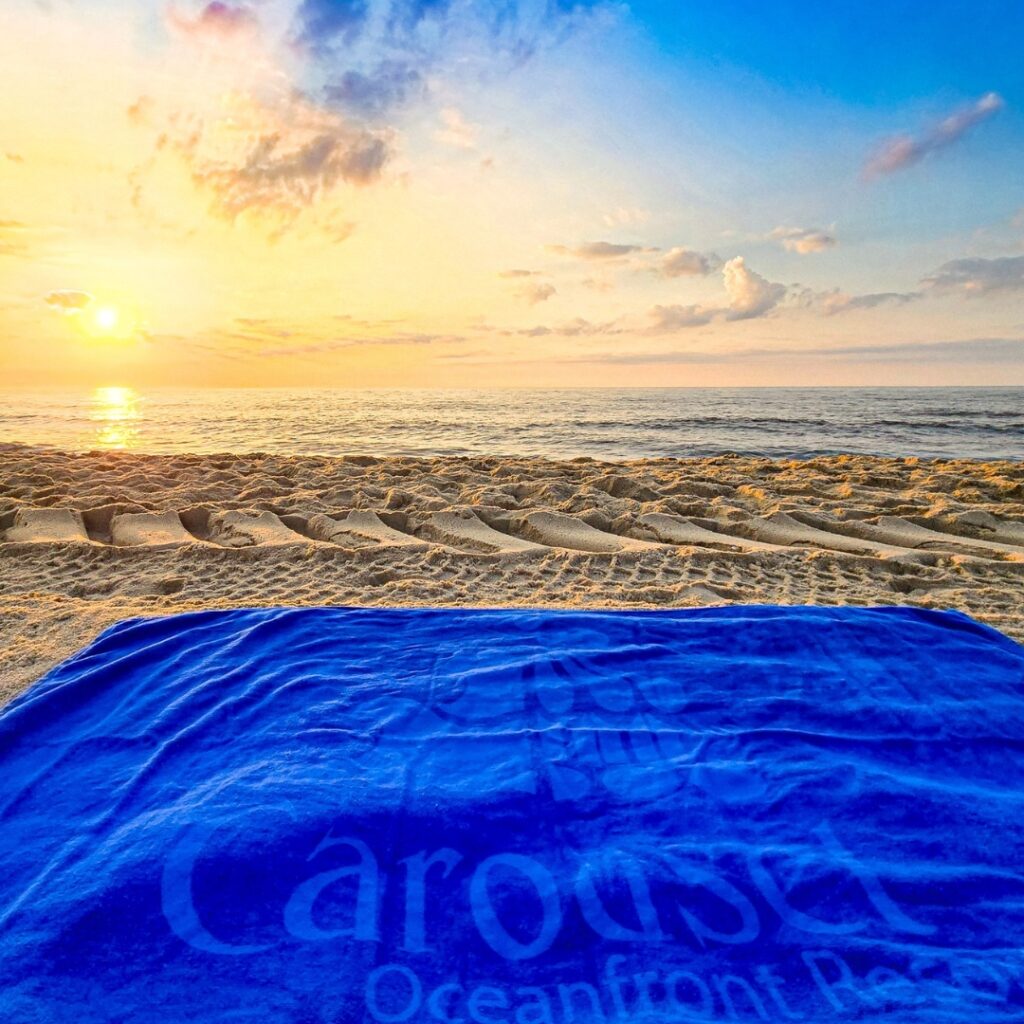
[2,387,1021,460]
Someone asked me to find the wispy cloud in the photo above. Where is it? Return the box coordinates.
[44,290,92,314]
[770,225,837,254]
[818,290,921,315]
[324,61,424,119]
[0,220,31,257]
[255,331,466,358]
[602,206,649,227]
[196,130,388,217]
[506,317,624,338]
[166,2,259,44]
[586,337,1024,366]
[923,255,1024,295]
[137,86,391,234]
[434,107,478,150]
[656,247,719,277]
[515,281,556,305]
[301,0,611,120]
[547,241,647,260]
[864,92,1005,178]
[648,304,715,331]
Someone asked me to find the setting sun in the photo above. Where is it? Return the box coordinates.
[93,306,120,333]
[79,301,140,342]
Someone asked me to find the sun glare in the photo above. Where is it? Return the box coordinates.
[93,306,120,333]
[90,385,141,449]
[78,301,140,342]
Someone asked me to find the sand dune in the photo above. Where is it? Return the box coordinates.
[1,444,1021,699]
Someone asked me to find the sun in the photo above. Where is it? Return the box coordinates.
[78,301,139,342]
[93,305,120,333]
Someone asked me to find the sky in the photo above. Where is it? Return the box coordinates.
[1,0,1022,387]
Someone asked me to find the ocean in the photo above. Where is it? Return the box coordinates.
[1,386,1021,460]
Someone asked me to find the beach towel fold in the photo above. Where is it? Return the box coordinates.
[1,605,1023,1023]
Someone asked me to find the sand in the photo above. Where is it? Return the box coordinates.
[1,443,1022,701]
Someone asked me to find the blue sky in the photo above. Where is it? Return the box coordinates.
[1,0,1021,386]
[636,0,1024,103]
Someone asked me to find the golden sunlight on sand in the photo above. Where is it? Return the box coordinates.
[1,446,1021,697]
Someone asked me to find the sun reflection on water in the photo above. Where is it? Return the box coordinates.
[90,386,142,449]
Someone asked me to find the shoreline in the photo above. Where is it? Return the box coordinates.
[2,448,1022,700]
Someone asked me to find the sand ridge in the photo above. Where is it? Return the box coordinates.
[1,444,1022,699]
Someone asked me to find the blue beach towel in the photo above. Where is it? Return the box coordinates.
[1,605,1023,1023]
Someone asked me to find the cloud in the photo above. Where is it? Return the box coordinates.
[296,0,606,54]
[805,255,1023,313]
[516,282,556,305]
[864,92,1005,178]
[647,256,786,331]
[295,0,369,49]
[434,107,477,150]
[304,0,610,118]
[922,255,1024,295]
[324,62,423,119]
[508,317,623,338]
[815,337,1024,362]
[770,226,837,254]
[193,128,389,219]
[586,337,1024,366]
[602,207,649,227]
[657,247,717,277]
[255,331,463,357]
[819,290,921,315]
[575,348,731,366]
[0,220,31,257]
[128,8,399,238]
[148,85,392,228]
[648,304,715,331]
[548,241,645,260]
[722,256,786,320]
[166,2,260,43]
[44,290,92,314]
[498,269,540,279]
[784,251,1023,316]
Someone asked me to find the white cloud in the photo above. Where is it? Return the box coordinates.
[722,257,786,319]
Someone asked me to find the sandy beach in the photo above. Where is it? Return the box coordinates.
[1,443,1021,699]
